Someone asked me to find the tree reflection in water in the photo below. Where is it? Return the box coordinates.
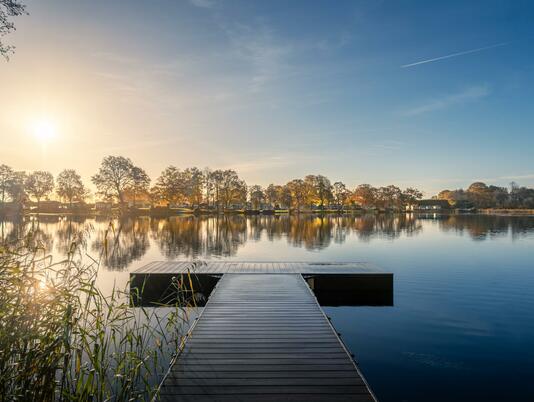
[55,216,92,255]
[437,214,534,241]
[151,216,248,259]
[92,217,151,270]
[1,214,533,271]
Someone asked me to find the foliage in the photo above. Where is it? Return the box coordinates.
[182,167,204,208]
[25,171,54,207]
[305,175,332,208]
[437,181,534,209]
[128,166,151,205]
[0,164,16,203]
[151,166,185,206]
[285,179,307,212]
[332,182,350,209]
[92,156,141,207]
[249,185,265,209]
[6,171,26,205]
[5,156,534,212]
[0,0,26,59]
[218,170,247,209]
[56,169,87,206]
[0,222,194,401]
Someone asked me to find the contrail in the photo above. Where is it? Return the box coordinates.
[401,42,508,68]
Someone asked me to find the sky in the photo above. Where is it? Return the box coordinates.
[1,0,533,196]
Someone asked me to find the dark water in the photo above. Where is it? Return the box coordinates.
[2,213,534,401]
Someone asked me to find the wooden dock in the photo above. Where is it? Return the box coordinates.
[155,270,381,401]
[132,261,381,275]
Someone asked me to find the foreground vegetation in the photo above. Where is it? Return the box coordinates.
[0,221,195,401]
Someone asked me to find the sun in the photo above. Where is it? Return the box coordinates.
[31,118,57,142]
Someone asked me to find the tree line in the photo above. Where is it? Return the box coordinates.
[0,165,87,209]
[2,155,534,212]
[0,155,425,212]
[436,182,534,209]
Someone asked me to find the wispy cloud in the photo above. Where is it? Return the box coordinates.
[225,152,323,174]
[188,0,215,8]
[480,173,534,182]
[401,84,491,116]
[221,23,293,92]
[401,42,508,68]
[353,140,406,157]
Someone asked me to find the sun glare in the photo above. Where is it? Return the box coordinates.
[31,118,57,142]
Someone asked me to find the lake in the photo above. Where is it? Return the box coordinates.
[2,213,533,401]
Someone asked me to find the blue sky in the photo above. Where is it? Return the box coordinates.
[1,0,533,195]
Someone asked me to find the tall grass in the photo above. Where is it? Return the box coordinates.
[0,221,196,401]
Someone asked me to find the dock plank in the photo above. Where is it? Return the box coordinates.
[133,261,382,275]
[158,273,376,401]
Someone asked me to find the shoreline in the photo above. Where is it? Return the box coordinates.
[2,208,534,219]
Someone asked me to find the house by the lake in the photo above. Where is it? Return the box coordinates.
[406,199,451,212]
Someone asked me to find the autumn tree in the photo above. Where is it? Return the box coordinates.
[249,185,265,209]
[91,156,140,207]
[279,185,292,209]
[207,170,224,210]
[375,185,402,208]
[437,190,456,205]
[219,170,246,208]
[25,171,54,209]
[286,179,307,212]
[203,168,214,207]
[128,166,150,206]
[0,164,14,203]
[152,166,184,206]
[401,187,423,206]
[352,184,376,207]
[265,184,278,208]
[0,166,25,207]
[332,181,350,210]
[183,167,205,208]
[488,185,509,208]
[6,171,25,205]
[56,169,87,207]
[304,175,332,209]
[509,182,534,208]
[265,184,286,209]
[467,182,493,208]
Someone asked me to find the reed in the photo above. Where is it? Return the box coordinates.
[0,222,195,401]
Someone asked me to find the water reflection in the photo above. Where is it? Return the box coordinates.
[54,217,92,255]
[438,214,534,240]
[92,218,151,270]
[1,214,533,271]
[0,218,53,250]
[152,216,248,258]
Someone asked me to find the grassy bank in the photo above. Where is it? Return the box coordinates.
[0,223,195,401]
[480,208,534,216]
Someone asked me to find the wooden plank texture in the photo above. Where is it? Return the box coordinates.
[158,273,376,401]
[133,261,382,275]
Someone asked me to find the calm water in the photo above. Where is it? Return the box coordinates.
[2,213,534,401]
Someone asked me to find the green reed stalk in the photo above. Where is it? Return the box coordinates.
[0,222,195,401]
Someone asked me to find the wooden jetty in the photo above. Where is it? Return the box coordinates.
[132,261,382,275]
[131,262,391,401]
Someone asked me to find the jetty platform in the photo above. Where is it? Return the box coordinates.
[131,262,393,401]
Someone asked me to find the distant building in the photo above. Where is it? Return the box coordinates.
[127,200,151,208]
[95,201,113,211]
[30,200,66,213]
[406,199,450,211]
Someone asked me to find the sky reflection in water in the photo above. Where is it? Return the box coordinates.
[1,213,533,401]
